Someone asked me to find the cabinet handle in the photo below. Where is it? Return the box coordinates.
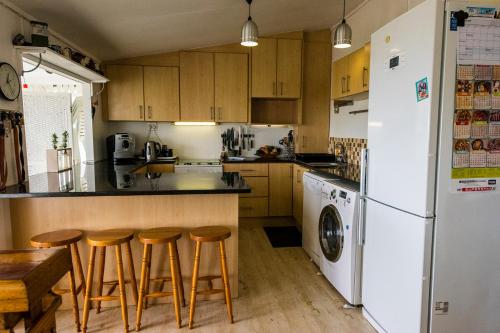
[302,135,306,149]
[273,82,276,96]
[362,67,368,87]
[290,165,293,179]
[241,169,256,172]
[347,75,351,92]
[148,106,152,119]
[297,169,302,183]
[341,77,346,93]
[218,107,222,121]
[139,105,144,119]
[280,82,284,96]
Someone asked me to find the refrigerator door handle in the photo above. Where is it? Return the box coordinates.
[358,197,366,246]
[360,148,368,197]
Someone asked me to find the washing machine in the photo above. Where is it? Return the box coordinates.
[318,179,362,305]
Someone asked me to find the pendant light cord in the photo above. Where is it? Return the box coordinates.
[343,0,346,19]
[247,0,252,20]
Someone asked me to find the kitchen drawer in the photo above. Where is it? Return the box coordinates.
[134,163,174,174]
[239,197,268,217]
[240,177,268,198]
[223,163,268,177]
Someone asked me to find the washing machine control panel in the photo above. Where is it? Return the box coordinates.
[330,189,337,199]
[339,190,347,199]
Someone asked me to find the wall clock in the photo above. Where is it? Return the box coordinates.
[0,62,21,101]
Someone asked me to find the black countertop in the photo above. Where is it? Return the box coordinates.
[222,156,361,190]
[0,161,250,198]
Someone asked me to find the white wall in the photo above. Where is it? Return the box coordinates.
[329,0,424,140]
[99,122,291,160]
[330,99,369,139]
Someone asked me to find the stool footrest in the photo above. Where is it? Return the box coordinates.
[90,295,120,302]
[196,288,225,296]
[150,276,172,282]
[198,275,222,281]
[145,291,173,299]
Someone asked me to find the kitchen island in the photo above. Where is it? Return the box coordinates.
[0,162,250,307]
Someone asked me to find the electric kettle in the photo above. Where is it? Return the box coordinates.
[145,141,161,162]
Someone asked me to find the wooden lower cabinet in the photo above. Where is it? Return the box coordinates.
[269,163,293,216]
[293,164,309,229]
[239,197,269,217]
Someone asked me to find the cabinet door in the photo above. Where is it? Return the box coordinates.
[347,47,366,96]
[293,164,308,228]
[363,43,371,92]
[144,66,180,122]
[106,65,144,121]
[276,39,302,98]
[180,52,214,121]
[251,38,277,98]
[269,163,293,216]
[331,57,348,99]
[214,53,248,123]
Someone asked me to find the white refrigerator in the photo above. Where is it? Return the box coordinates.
[360,1,500,332]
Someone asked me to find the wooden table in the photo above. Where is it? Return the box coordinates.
[0,249,72,333]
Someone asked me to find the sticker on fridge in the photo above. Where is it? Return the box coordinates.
[471,110,489,137]
[456,80,473,109]
[454,110,472,138]
[470,138,488,168]
[473,81,491,109]
[453,139,470,168]
[452,178,497,193]
[492,80,500,109]
[416,77,429,102]
[487,139,500,167]
[489,111,500,138]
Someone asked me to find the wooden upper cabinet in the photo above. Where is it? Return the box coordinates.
[347,47,365,96]
[331,42,371,100]
[214,53,248,123]
[143,66,180,122]
[276,39,302,98]
[180,52,215,122]
[332,56,348,99]
[269,163,293,216]
[251,38,277,98]
[363,43,371,92]
[106,65,144,121]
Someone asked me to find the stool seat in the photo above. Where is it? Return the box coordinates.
[139,227,183,244]
[86,229,134,246]
[189,226,231,242]
[30,229,83,248]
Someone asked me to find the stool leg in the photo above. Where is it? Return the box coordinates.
[168,242,182,328]
[143,246,152,310]
[188,241,202,329]
[95,246,106,314]
[66,245,81,332]
[174,241,186,307]
[115,245,129,333]
[72,242,86,296]
[82,246,97,333]
[219,240,234,324]
[125,241,139,306]
[136,244,150,332]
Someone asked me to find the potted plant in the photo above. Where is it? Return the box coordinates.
[47,131,73,172]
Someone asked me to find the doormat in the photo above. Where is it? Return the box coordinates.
[263,226,302,248]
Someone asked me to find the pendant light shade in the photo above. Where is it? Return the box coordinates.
[333,0,352,49]
[241,0,258,47]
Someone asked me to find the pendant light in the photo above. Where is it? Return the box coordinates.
[333,0,352,49]
[241,0,258,47]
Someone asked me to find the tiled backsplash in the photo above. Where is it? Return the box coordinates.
[328,137,368,166]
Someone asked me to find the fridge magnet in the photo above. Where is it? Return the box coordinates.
[456,80,473,109]
[470,138,487,168]
[493,65,500,80]
[487,139,500,167]
[457,65,474,80]
[416,77,429,102]
[453,139,470,168]
[474,65,492,80]
[454,110,472,138]
[473,81,491,109]
[492,81,500,109]
[489,111,500,137]
[466,7,496,18]
[471,110,489,137]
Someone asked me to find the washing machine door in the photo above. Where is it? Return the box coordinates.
[319,204,344,262]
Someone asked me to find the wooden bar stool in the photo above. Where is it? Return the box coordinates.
[81,229,139,333]
[135,227,185,330]
[188,226,233,329]
[30,229,86,332]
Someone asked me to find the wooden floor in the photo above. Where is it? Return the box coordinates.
[43,217,375,332]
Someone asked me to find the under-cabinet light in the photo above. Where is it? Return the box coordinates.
[174,122,217,126]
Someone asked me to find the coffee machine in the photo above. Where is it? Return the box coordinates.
[106,133,136,162]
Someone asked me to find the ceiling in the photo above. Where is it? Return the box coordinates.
[12,0,363,61]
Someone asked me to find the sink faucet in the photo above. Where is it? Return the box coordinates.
[334,142,347,164]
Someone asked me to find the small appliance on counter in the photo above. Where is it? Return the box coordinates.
[106,133,136,162]
[144,141,161,162]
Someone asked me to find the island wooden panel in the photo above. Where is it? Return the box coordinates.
[9,194,239,309]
